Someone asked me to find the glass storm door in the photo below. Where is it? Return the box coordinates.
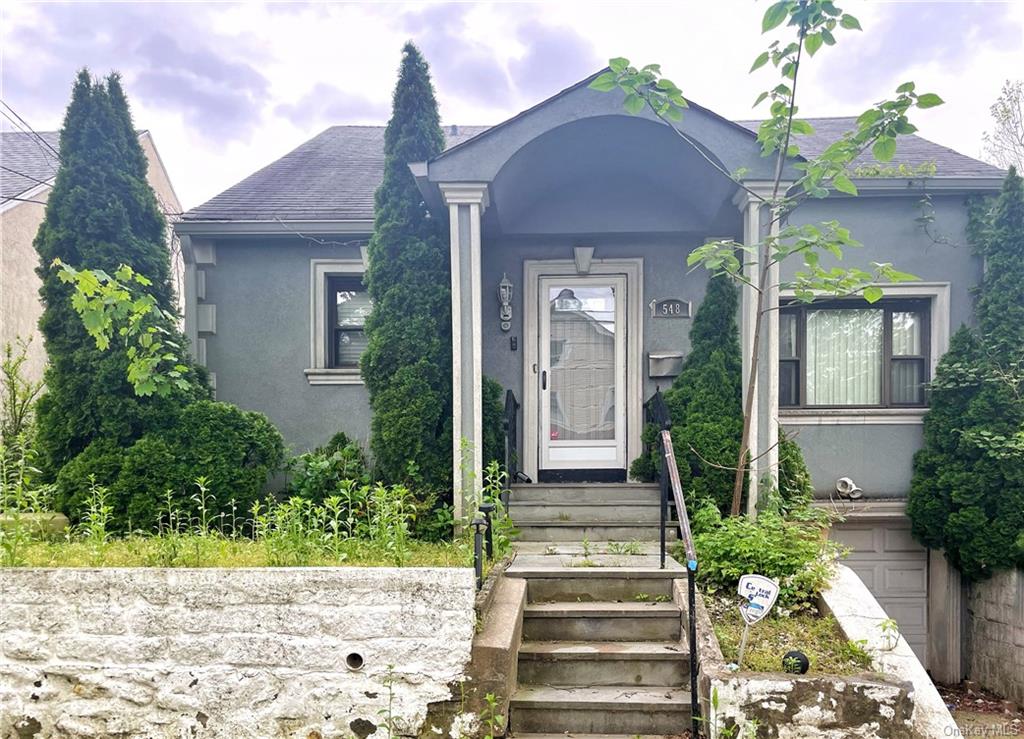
[538,275,627,470]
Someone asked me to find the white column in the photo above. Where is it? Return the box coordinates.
[733,186,780,518]
[440,183,489,523]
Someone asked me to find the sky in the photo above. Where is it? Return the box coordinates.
[2,1,1023,211]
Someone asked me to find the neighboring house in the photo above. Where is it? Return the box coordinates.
[0,129,183,383]
[175,72,1005,682]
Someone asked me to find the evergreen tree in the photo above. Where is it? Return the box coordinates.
[361,44,452,489]
[631,274,812,513]
[909,168,1024,580]
[34,70,207,478]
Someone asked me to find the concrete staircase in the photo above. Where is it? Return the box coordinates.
[509,483,675,542]
[505,547,691,736]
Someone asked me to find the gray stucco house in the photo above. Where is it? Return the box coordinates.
[175,72,1004,681]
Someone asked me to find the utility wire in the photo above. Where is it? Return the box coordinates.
[0,194,48,205]
[0,164,54,189]
[0,100,61,160]
[0,112,61,178]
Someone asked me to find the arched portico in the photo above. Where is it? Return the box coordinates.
[414,74,779,517]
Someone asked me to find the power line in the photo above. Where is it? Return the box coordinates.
[0,100,61,160]
[0,112,60,176]
[0,164,54,189]
[0,192,47,204]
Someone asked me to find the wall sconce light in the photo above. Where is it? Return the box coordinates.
[498,273,513,332]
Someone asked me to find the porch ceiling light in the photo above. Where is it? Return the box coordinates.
[499,273,513,331]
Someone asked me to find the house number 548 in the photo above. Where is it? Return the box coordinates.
[649,298,691,319]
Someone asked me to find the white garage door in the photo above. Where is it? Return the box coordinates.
[831,519,929,666]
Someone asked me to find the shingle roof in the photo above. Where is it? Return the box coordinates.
[182,125,488,222]
[736,117,1004,179]
[181,118,1004,224]
[1,131,61,200]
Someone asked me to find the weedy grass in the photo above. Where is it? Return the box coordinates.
[3,467,472,569]
[16,537,471,568]
[706,594,874,675]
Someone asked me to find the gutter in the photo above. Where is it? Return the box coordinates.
[173,219,375,237]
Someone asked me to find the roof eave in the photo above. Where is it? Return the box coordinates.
[847,176,1006,194]
[173,219,375,237]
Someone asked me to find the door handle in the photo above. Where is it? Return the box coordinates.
[541,370,547,391]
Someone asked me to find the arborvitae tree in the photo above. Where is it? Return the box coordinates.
[909,168,1024,580]
[631,274,813,513]
[361,44,452,489]
[34,70,207,479]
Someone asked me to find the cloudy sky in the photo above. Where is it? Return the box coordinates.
[2,1,1022,210]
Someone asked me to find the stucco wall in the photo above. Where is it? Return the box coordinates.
[0,131,184,386]
[480,236,731,418]
[0,197,49,382]
[0,567,476,738]
[782,192,981,497]
[967,567,1024,705]
[201,239,372,455]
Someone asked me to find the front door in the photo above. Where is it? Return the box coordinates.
[538,275,627,472]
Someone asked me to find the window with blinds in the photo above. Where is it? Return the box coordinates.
[327,275,372,368]
[780,298,929,408]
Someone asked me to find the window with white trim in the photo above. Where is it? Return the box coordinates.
[306,258,369,385]
[780,298,930,408]
[327,275,371,368]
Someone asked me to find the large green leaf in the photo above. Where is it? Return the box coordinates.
[623,92,645,115]
[840,14,862,30]
[762,1,790,32]
[873,137,897,162]
[862,286,883,303]
[916,93,944,109]
[804,32,823,57]
[832,174,858,196]
[750,51,770,72]
[589,72,618,92]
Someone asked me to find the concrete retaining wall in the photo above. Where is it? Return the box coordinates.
[689,564,955,738]
[968,567,1024,705]
[0,567,476,738]
[821,564,957,739]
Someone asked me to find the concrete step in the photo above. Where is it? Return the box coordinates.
[523,601,681,642]
[510,483,660,505]
[510,685,691,734]
[517,640,689,686]
[510,502,662,524]
[515,522,678,542]
[508,564,682,602]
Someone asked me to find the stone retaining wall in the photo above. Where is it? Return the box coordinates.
[0,567,476,738]
[968,567,1024,705]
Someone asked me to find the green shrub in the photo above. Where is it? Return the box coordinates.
[909,169,1024,581]
[482,376,505,468]
[289,432,369,504]
[633,275,816,515]
[56,401,284,531]
[778,431,814,513]
[688,502,837,612]
[115,401,284,531]
[54,438,124,523]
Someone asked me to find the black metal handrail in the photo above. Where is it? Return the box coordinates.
[647,389,700,737]
[502,389,521,483]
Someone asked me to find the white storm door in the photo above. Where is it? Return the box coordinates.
[538,275,627,470]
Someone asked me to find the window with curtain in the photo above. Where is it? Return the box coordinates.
[779,299,929,408]
[327,275,372,368]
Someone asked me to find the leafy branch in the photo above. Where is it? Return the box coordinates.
[591,0,944,515]
[54,260,192,397]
